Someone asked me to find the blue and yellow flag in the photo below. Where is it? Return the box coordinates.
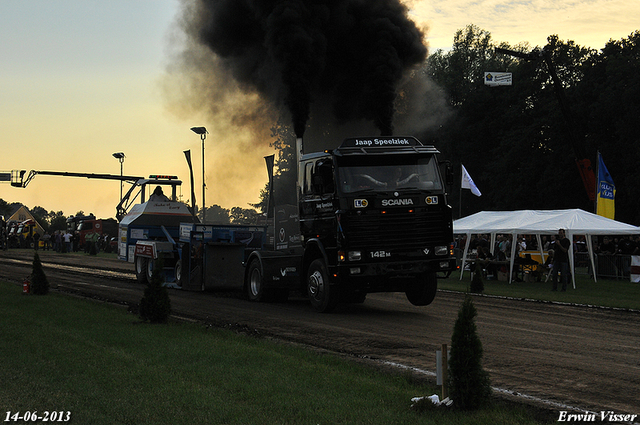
[596,152,615,219]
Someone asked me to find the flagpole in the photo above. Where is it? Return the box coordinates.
[594,151,600,214]
[459,166,463,218]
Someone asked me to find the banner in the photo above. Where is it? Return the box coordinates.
[461,164,481,197]
[596,152,615,220]
[631,256,640,283]
[484,72,512,86]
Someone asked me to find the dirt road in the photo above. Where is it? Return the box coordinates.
[3,250,639,418]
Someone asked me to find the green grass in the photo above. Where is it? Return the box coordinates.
[440,270,640,310]
[0,281,548,425]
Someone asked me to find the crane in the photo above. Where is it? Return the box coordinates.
[9,170,182,220]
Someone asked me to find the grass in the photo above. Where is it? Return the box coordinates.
[440,269,640,310]
[0,281,549,425]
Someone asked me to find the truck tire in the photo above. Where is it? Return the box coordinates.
[174,259,183,287]
[135,256,148,284]
[307,259,339,313]
[405,272,437,306]
[146,258,155,282]
[246,259,266,301]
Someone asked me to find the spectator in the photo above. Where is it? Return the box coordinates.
[551,229,571,292]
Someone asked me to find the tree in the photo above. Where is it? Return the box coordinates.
[448,296,491,410]
[229,207,259,224]
[424,26,597,218]
[201,205,230,224]
[579,31,640,224]
[470,263,484,293]
[30,252,49,295]
[48,211,67,232]
[139,258,171,324]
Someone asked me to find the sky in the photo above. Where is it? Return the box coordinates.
[1,0,638,221]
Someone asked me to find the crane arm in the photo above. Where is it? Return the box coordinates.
[10,170,143,188]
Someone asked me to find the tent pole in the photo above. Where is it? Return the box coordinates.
[568,232,576,289]
[586,235,597,283]
[509,233,517,283]
[459,233,472,280]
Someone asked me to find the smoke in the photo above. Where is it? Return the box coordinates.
[161,0,451,211]
[176,0,428,138]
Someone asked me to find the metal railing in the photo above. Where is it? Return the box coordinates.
[590,253,632,280]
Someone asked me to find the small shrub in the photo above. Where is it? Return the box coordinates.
[449,296,491,410]
[139,258,171,323]
[30,252,49,295]
[470,262,484,293]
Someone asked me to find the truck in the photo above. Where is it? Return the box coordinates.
[7,218,44,249]
[77,218,119,252]
[243,136,456,311]
[122,136,456,312]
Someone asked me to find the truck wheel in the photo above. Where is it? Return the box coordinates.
[246,259,265,301]
[146,259,155,282]
[405,272,438,306]
[174,260,183,287]
[307,259,339,313]
[135,256,148,284]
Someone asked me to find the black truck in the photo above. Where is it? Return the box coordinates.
[245,136,456,312]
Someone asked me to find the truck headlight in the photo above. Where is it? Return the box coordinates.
[435,245,449,256]
[348,251,362,261]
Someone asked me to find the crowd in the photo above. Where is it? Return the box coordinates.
[457,233,640,259]
[456,232,640,287]
[35,230,114,254]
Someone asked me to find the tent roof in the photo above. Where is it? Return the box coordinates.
[453,209,640,236]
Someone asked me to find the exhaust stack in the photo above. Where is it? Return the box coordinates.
[296,137,303,163]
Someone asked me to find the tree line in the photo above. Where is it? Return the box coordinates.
[420,25,640,224]
[5,25,639,226]
[0,198,261,230]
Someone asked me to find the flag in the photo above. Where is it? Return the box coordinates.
[596,152,615,219]
[461,164,481,197]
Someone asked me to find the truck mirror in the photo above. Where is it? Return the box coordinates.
[440,161,454,186]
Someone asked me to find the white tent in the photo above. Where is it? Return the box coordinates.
[453,209,640,287]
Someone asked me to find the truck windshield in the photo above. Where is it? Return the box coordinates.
[338,156,442,193]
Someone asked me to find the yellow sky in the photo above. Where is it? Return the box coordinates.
[1,0,637,220]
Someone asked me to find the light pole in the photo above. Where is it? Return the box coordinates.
[112,152,125,204]
[190,127,208,222]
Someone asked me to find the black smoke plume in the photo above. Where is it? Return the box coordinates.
[186,0,427,137]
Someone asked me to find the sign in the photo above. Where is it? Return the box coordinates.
[340,136,421,148]
[484,72,512,86]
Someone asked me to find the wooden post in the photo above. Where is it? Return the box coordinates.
[441,343,449,399]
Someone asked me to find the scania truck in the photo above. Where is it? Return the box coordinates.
[124,136,456,312]
[243,136,456,312]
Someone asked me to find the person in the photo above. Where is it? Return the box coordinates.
[149,186,171,202]
[63,231,73,253]
[598,236,615,255]
[551,228,571,291]
[41,231,51,251]
[33,232,40,251]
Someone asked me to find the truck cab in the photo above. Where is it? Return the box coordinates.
[296,136,456,311]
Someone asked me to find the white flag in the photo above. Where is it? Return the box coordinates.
[461,164,481,197]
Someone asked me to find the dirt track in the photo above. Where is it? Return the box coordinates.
[2,249,639,419]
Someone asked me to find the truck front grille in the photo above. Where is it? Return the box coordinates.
[343,209,450,250]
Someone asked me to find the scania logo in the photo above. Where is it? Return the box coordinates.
[381,198,414,206]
